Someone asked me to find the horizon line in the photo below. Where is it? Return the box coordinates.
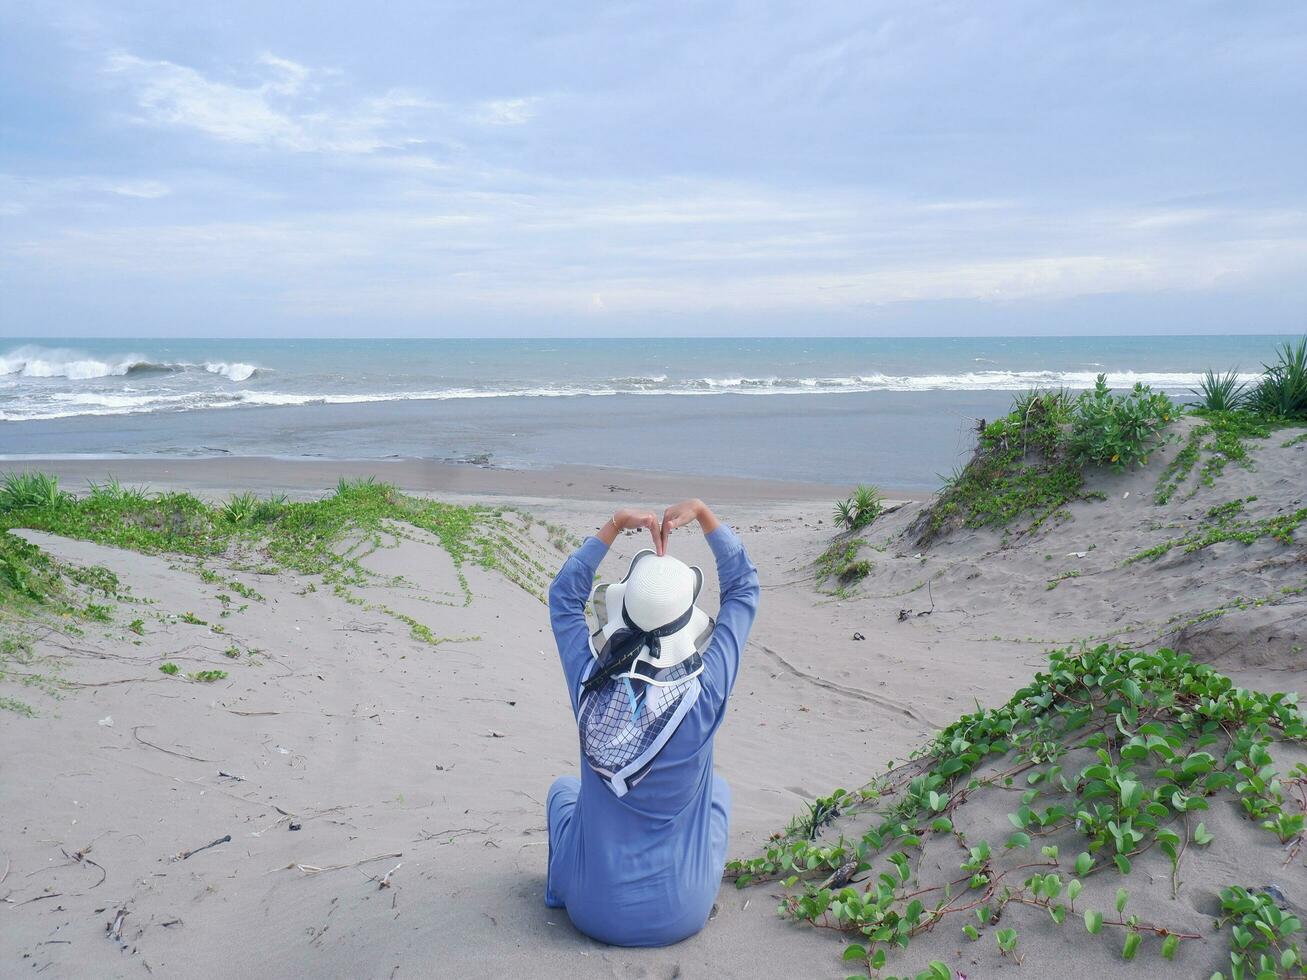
[3,332,1303,343]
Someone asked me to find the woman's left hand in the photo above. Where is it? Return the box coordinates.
[660,498,718,552]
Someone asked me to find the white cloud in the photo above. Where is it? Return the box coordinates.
[103,51,432,153]
[474,97,540,126]
[107,180,172,199]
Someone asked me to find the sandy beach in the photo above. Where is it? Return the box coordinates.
[2,419,1305,978]
[6,0,1306,973]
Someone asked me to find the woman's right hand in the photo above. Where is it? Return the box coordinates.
[599,508,663,553]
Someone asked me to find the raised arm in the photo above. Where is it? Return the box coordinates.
[548,508,660,712]
[660,499,759,703]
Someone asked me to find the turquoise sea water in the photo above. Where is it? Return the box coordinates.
[0,336,1296,489]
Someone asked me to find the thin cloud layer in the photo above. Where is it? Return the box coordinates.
[1,1,1304,336]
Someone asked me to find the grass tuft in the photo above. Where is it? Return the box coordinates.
[1190,369,1249,413]
[834,485,883,531]
[0,472,71,511]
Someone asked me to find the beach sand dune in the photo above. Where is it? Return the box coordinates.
[2,424,1305,977]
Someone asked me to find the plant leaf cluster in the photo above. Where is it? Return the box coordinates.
[728,643,1307,978]
[1130,494,1306,564]
[835,486,885,532]
[816,539,872,594]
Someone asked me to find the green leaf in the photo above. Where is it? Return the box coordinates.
[842,943,868,962]
[1085,909,1103,934]
[1005,831,1031,850]
[931,816,953,833]
[1118,779,1143,809]
[1193,822,1214,845]
[1116,887,1129,914]
[1114,853,1132,875]
[870,949,887,970]
[963,924,979,941]
[1123,932,1142,961]
[1075,851,1093,875]
[1161,934,1179,960]
[1066,879,1083,903]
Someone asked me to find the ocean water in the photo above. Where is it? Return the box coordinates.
[0,336,1295,489]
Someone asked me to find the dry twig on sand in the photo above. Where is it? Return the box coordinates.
[369,862,402,889]
[11,892,62,907]
[61,843,107,888]
[133,725,213,763]
[275,851,403,876]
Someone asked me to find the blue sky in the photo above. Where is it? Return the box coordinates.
[1,1,1305,337]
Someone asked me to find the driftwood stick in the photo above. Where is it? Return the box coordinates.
[179,835,231,861]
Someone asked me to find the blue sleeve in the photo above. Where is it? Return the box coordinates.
[700,525,759,708]
[548,536,609,714]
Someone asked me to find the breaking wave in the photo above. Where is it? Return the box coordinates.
[0,346,260,382]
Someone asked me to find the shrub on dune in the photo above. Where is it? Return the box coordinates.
[1249,338,1307,419]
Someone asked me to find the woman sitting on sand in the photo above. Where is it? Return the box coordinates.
[544,498,760,947]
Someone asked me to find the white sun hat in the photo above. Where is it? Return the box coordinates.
[578,549,717,796]
[588,550,715,678]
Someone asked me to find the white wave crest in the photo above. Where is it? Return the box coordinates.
[685,370,1260,393]
[0,345,153,380]
[203,361,258,382]
[0,365,1258,422]
[0,345,261,382]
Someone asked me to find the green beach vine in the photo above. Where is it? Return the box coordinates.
[728,643,1307,979]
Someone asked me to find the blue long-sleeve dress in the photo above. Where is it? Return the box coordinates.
[545,525,760,947]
